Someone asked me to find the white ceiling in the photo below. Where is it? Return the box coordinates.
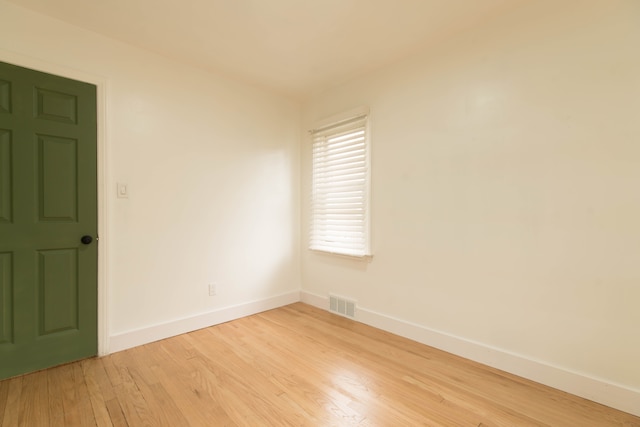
[8,0,526,99]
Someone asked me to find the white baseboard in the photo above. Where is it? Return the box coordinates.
[301,290,640,417]
[109,291,300,353]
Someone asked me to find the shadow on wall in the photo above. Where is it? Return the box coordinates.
[309,250,371,272]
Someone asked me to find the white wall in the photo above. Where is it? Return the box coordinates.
[302,0,640,413]
[0,1,300,349]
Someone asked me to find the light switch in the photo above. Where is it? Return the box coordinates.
[117,182,129,198]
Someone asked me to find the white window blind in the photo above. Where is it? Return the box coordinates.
[310,114,371,257]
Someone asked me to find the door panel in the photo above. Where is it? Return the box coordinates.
[0,79,9,113]
[38,248,79,335]
[0,61,97,379]
[0,252,12,344]
[35,87,78,124]
[0,129,11,223]
[38,134,78,221]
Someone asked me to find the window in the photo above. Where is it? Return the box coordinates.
[310,110,371,257]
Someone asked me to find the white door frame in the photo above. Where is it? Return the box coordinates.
[0,50,110,355]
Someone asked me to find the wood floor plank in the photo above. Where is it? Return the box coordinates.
[0,302,638,426]
[0,375,10,423]
[146,339,236,426]
[109,352,160,427]
[46,364,71,426]
[17,370,48,427]
[101,355,124,389]
[82,358,115,427]
[119,347,191,427]
[103,398,129,427]
[1,376,22,427]
[71,362,99,426]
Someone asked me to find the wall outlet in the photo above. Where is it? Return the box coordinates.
[208,283,217,296]
[116,182,129,198]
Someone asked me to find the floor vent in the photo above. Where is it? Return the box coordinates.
[329,294,356,318]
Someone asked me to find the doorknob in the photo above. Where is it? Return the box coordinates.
[81,235,93,245]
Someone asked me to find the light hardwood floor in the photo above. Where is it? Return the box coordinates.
[0,303,638,426]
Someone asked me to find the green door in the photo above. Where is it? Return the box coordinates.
[0,61,97,379]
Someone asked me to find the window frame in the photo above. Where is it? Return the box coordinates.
[309,107,372,258]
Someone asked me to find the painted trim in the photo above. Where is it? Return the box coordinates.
[301,290,640,417]
[0,49,110,356]
[109,291,301,353]
[310,106,370,133]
